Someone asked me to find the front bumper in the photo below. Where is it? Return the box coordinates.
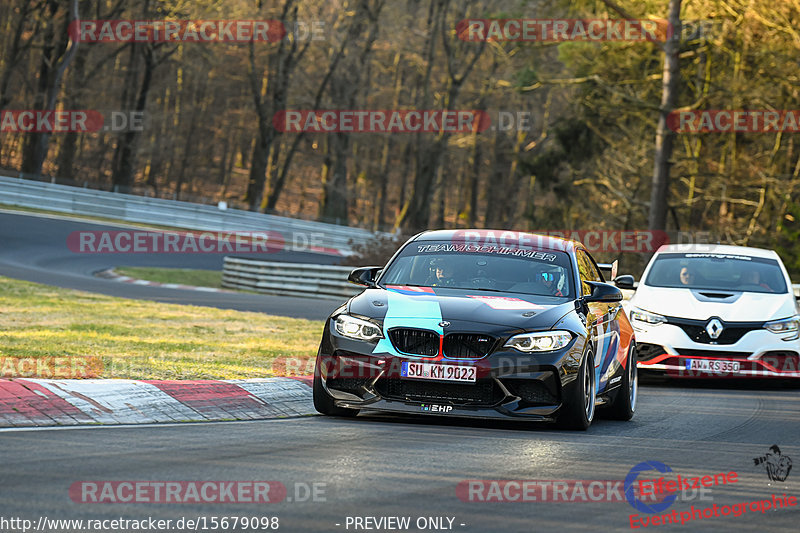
[633,323,800,378]
[317,326,587,420]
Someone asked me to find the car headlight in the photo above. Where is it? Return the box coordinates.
[334,315,383,341]
[630,308,666,325]
[764,316,800,340]
[504,331,572,352]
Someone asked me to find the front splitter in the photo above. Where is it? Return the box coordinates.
[335,398,556,422]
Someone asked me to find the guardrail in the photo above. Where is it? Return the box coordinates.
[0,174,385,255]
[222,257,363,300]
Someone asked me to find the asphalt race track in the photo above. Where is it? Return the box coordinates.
[1,381,798,532]
[1,209,798,532]
[0,210,343,319]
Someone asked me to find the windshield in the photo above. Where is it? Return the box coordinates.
[644,252,788,294]
[378,240,575,299]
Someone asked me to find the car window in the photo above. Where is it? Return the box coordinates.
[576,250,601,296]
[644,253,788,294]
[378,240,575,299]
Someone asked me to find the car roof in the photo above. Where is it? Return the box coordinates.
[655,243,780,260]
[413,229,582,253]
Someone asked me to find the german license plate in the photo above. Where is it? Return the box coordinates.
[685,359,741,373]
[401,362,476,382]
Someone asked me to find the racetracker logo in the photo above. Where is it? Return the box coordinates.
[456,479,709,503]
[69,481,327,504]
[273,110,491,133]
[69,20,286,43]
[66,230,333,254]
[458,480,628,502]
[450,230,669,254]
[668,110,800,133]
[0,110,143,133]
[456,19,669,42]
[0,356,103,379]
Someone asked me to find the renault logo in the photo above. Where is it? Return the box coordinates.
[439,321,450,328]
[706,318,724,340]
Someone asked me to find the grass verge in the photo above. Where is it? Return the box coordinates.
[114,266,223,288]
[0,276,323,380]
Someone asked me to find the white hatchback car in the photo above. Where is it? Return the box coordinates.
[627,244,800,378]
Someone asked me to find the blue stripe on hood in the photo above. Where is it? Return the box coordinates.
[373,290,443,357]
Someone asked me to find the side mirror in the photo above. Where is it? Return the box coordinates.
[584,281,623,303]
[614,275,635,290]
[347,266,381,287]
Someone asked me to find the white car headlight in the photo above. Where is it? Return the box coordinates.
[630,308,667,325]
[504,331,572,352]
[764,316,800,340]
[334,315,383,341]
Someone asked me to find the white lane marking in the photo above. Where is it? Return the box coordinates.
[0,416,317,433]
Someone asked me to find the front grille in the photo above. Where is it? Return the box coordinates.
[389,328,438,356]
[672,349,751,359]
[377,378,500,406]
[503,380,558,404]
[666,317,762,345]
[443,333,496,359]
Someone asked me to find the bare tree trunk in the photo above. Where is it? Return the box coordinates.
[467,135,481,227]
[372,52,403,230]
[111,44,156,192]
[0,1,39,113]
[396,0,485,232]
[245,0,306,211]
[20,0,80,178]
[175,78,208,200]
[317,0,385,223]
[484,133,509,228]
[56,49,87,180]
[319,132,350,222]
[648,0,682,231]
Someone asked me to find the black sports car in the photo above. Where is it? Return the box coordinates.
[313,230,637,429]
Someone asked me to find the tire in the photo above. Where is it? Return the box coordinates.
[312,357,360,417]
[606,342,637,420]
[556,347,596,430]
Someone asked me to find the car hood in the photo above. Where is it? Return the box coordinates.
[629,285,796,322]
[348,286,574,330]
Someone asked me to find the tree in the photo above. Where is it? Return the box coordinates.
[20,0,80,178]
[648,0,681,231]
